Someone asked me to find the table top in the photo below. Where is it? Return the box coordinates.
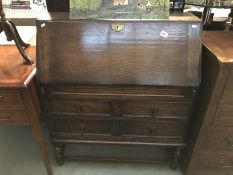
[202,31,233,64]
[0,43,36,88]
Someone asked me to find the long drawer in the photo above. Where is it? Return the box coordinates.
[0,90,23,105]
[202,126,233,153]
[47,99,192,119]
[0,107,28,123]
[51,118,187,138]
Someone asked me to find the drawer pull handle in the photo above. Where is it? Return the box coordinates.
[219,160,233,168]
[149,127,156,135]
[0,112,12,120]
[80,124,86,134]
[76,105,83,114]
[227,138,233,147]
[0,95,4,103]
[151,108,160,118]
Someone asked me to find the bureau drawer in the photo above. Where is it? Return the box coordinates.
[122,120,187,138]
[47,99,111,116]
[0,107,28,123]
[0,90,22,105]
[122,101,191,119]
[202,126,233,153]
[52,119,111,135]
[197,152,233,172]
[214,104,233,125]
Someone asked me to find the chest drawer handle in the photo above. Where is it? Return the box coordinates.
[149,127,157,135]
[76,105,83,114]
[151,108,160,118]
[80,124,86,134]
[227,138,233,147]
[219,160,233,168]
[0,95,4,103]
[0,112,12,120]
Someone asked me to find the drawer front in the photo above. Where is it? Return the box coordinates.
[0,108,28,123]
[47,99,111,116]
[214,104,233,125]
[0,90,22,105]
[197,152,233,172]
[222,70,233,98]
[122,101,191,119]
[202,127,233,153]
[122,120,187,138]
[37,20,201,86]
[51,118,187,138]
[52,119,111,135]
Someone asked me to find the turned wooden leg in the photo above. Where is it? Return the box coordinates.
[53,143,66,166]
[170,147,182,170]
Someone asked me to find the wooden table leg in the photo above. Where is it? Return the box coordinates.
[21,83,53,175]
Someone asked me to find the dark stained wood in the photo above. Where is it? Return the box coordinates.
[37,13,201,168]
[0,45,53,175]
[184,32,233,175]
[0,46,36,87]
[37,13,202,86]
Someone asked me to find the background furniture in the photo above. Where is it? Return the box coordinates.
[36,12,202,169]
[0,43,53,175]
[184,32,233,175]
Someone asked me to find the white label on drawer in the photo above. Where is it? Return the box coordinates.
[192,24,198,28]
[41,23,46,28]
[160,31,168,38]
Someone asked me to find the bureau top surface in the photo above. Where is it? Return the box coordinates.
[202,32,233,64]
[0,45,36,88]
[37,12,201,22]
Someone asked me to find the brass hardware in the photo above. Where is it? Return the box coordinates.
[0,95,4,103]
[149,127,156,135]
[80,124,86,134]
[76,105,83,114]
[227,138,233,147]
[112,24,124,32]
[151,108,160,118]
[0,112,11,120]
[219,160,233,168]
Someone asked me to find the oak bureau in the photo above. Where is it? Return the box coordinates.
[36,12,202,169]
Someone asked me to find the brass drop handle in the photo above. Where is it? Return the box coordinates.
[0,95,4,103]
[76,105,83,114]
[80,124,86,134]
[227,138,233,147]
[1,112,11,120]
[151,108,160,118]
[219,160,233,168]
[149,127,156,135]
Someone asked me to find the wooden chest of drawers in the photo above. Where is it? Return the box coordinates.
[184,32,233,175]
[36,12,202,168]
[0,45,52,175]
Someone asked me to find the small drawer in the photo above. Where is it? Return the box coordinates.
[202,126,233,153]
[122,120,187,137]
[213,104,233,125]
[47,99,111,116]
[51,119,111,135]
[122,101,191,119]
[197,152,233,172]
[0,108,28,123]
[0,90,22,105]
